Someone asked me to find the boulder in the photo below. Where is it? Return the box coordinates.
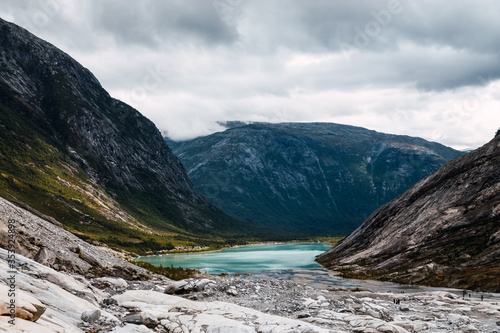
[194,279,215,291]
[33,247,57,267]
[296,311,311,318]
[352,328,377,333]
[366,308,381,319]
[140,311,158,328]
[0,285,46,322]
[163,282,176,295]
[81,309,101,323]
[174,279,194,294]
[399,305,410,312]
[226,288,239,296]
[123,313,142,325]
[0,316,57,333]
[105,277,129,289]
[94,277,128,289]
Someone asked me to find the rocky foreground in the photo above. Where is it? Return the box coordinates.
[1,196,500,332]
[1,247,499,333]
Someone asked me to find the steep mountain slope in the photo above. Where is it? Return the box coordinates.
[317,133,500,292]
[168,122,463,235]
[0,17,257,249]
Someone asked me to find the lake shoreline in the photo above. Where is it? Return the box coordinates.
[134,242,331,275]
[135,240,330,258]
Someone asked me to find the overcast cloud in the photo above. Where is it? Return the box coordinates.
[1,0,500,149]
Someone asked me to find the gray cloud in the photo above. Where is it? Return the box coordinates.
[0,0,499,149]
[238,0,500,90]
[90,0,239,47]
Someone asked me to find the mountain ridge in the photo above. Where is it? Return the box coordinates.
[167,122,463,235]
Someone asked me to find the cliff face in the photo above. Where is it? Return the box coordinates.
[0,17,249,244]
[317,134,500,292]
[169,122,462,234]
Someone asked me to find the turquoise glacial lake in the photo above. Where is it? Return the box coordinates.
[135,243,500,298]
[135,242,330,275]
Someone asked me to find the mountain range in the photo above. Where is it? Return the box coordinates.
[167,122,463,235]
[317,132,500,292]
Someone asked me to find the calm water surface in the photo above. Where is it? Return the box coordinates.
[135,243,329,274]
[135,243,499,298]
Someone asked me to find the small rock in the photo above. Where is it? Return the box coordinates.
[123,313,142,324]
[461,325,478,333]
[399,305,410,312]
[296,311,311,318]
[81,309,101,324]
[226,288,238,296]
[102,298,118,306]
[139,311,158,328]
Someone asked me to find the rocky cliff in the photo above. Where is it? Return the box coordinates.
[168,122,462,234]
[0,17,255,249]
[317,133,500,292]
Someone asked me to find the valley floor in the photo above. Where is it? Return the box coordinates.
[1,247,499,333]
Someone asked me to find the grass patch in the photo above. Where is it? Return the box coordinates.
[132,260,199,281]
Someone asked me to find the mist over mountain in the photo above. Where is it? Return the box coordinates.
[167,122,463,235]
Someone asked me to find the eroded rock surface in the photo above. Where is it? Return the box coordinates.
[318,135,500,292]
[0,196,149,279]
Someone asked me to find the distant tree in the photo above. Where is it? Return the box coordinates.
[496,128,500,138]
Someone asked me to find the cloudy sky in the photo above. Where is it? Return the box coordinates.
[1,0,500,149]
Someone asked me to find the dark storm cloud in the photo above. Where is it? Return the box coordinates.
[244,0,500,54]
[241,0,500,90]
[394,0,500,53]
[2,0,499,91]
